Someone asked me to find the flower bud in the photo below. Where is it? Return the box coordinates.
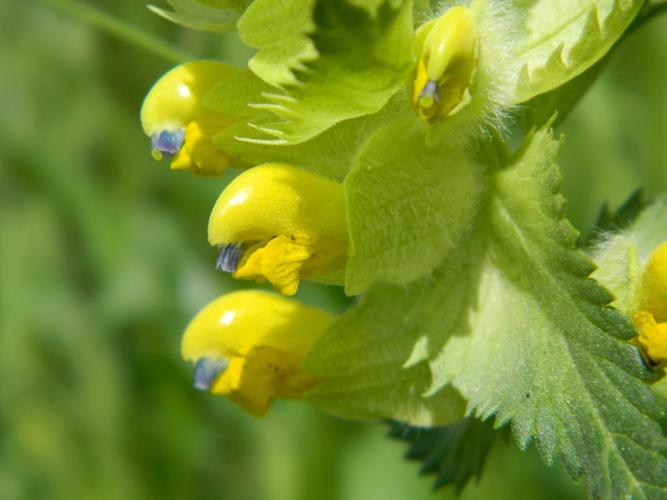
[140,60,236,176]
[635,242,667,322]
[633,312,667,366]
[632,242,667,365]
[208,164,348,295]
[411,6,478,123]
[181,290,334,416]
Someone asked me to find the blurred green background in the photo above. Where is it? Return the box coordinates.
[1,1,665,499]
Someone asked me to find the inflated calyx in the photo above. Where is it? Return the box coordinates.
[208,163,348,296]
[141,60,237,176]
[181,290,334,416]
[633,242,667,365]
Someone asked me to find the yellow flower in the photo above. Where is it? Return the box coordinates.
[140,60,237,176]
[632,242,667,365]
[410,6,478,123]
[635,242,667,322]
[181,290,334,416]
[208,163,348,295]
[633,312,667,366]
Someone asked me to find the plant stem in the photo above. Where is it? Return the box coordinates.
[42,0,194,63]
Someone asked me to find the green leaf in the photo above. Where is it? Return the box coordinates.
[237,0,318,88]
[343,118,484,294]
[388,417,497,493]
[590,235,642,315]
[601,190,645,230]
[148,0,252,31]
[589,189,646,243]
[304,277,467,425]
[512,0,643,103]
[206,68,409,180]
[237,0,414,144]
[212,95,407,180]
[307,126,667,497]
[431,127,667,498]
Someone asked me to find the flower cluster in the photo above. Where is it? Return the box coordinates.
[137,0,667,496]
[140,4,487,415]
[141,56,354,414]
[140,0,663,423]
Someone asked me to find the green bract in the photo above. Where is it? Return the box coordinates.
[511,0,643,103]
[149,0,253,31]
[236,0,414,144]
[388,417,497,493]
[343,118,483,294]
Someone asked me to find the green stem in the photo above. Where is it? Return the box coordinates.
[42,0,194,63]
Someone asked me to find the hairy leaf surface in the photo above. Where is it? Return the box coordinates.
[343,119,484,294]
[304,277,467,425]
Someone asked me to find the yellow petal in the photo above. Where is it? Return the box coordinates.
[170,117,236,176]
[211,345,306,417]
[141,60,235,136]
[634,311,667,365]
[181,290,334,362]
[234,235,312,296]
[412,58,430,111]
[182,291,333,416]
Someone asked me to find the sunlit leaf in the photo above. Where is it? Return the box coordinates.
[512,0,643,103]
[308,126,667,497]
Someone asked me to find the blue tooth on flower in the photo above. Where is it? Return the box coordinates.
[215,244,245,273]
[193,357,228,391]
[150,129,186,160]
[418,80,440,110]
